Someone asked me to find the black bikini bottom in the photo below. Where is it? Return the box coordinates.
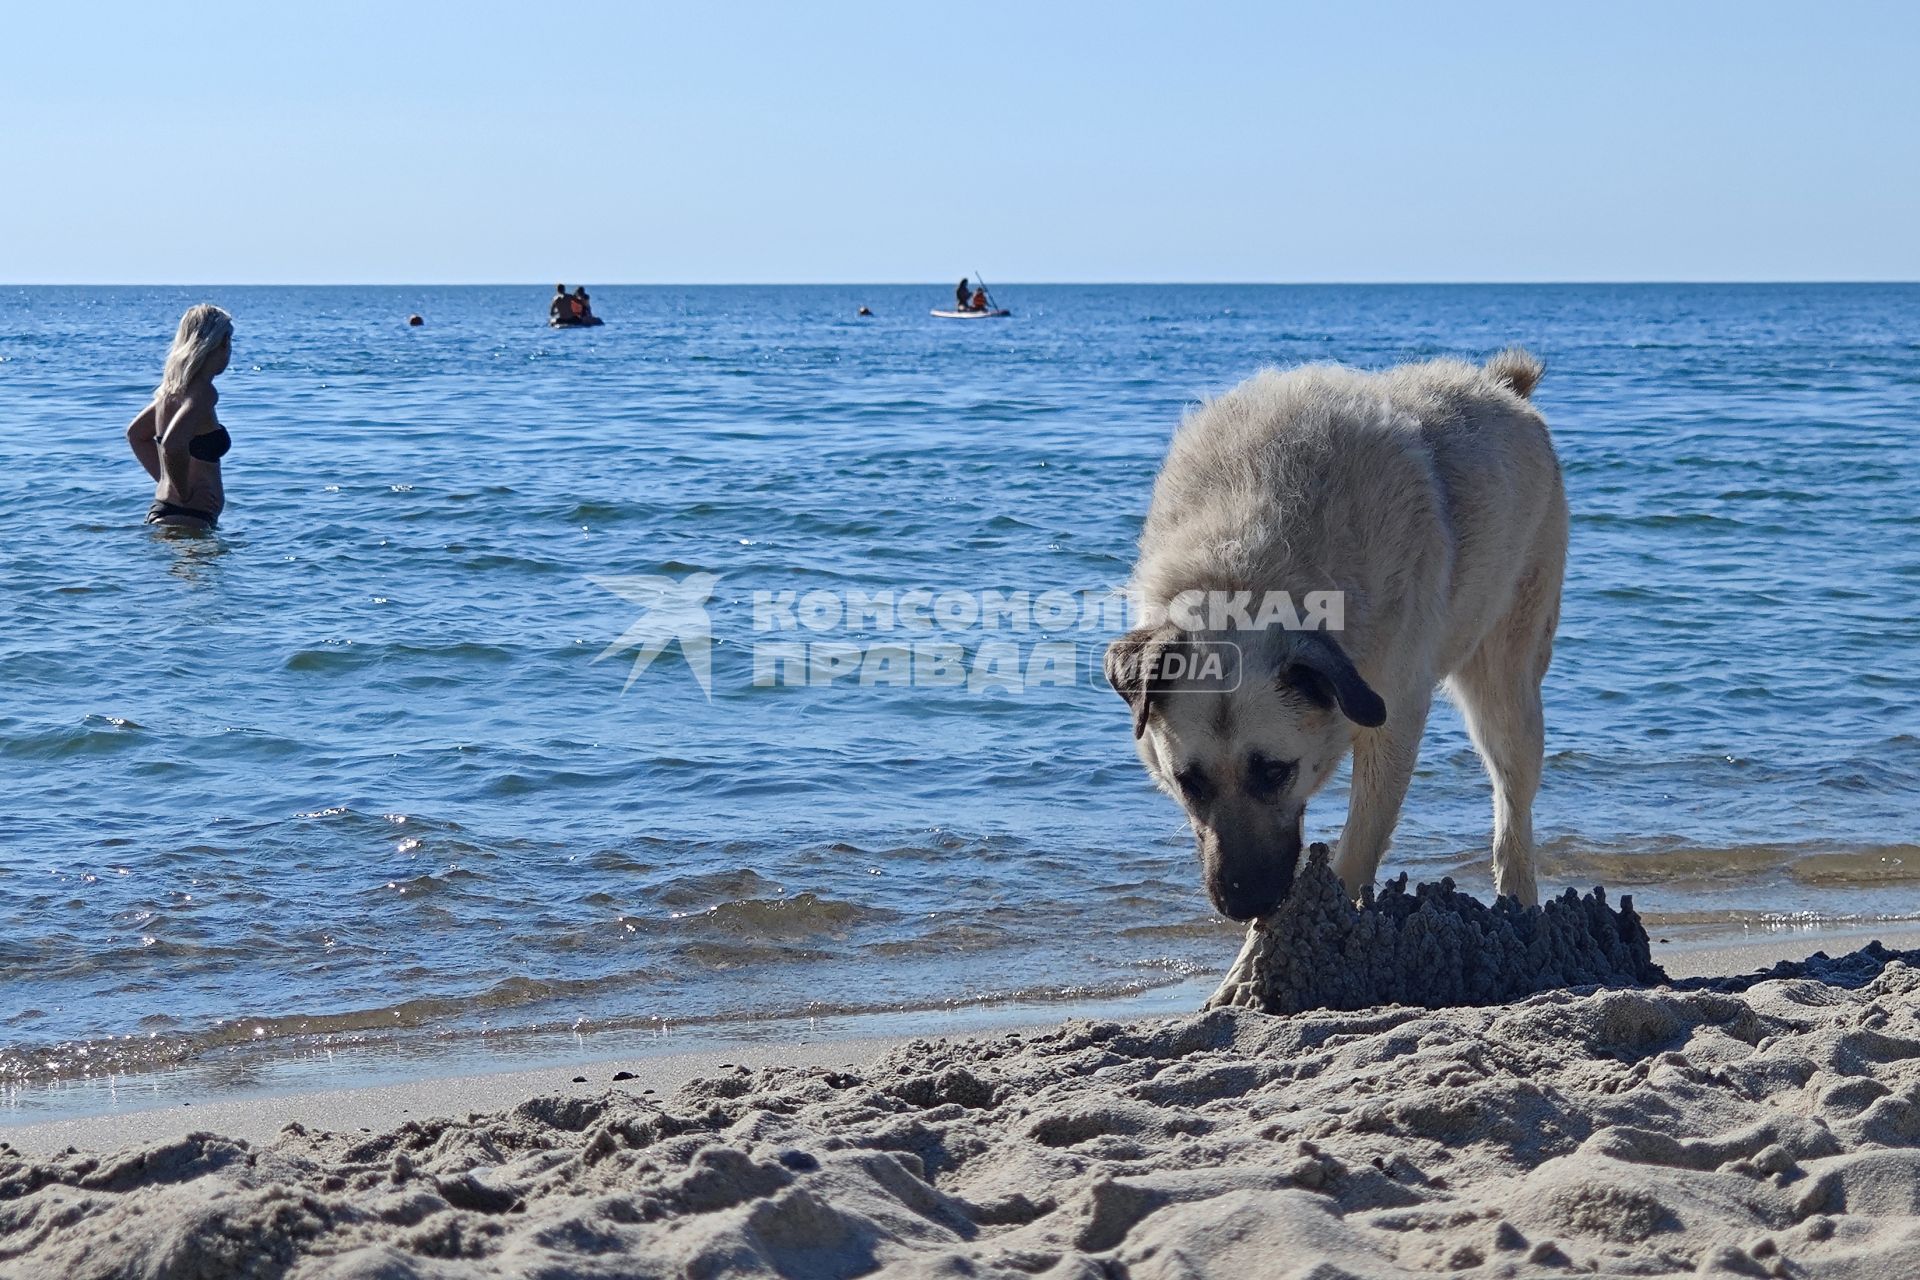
[146,499,218,529]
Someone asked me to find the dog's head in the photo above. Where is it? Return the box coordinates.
[1105,624,1385,921]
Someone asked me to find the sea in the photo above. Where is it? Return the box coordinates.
[3,284,1917,1116]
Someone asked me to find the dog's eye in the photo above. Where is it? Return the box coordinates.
[1174,767,1215,805]
[1245,753,1295,800]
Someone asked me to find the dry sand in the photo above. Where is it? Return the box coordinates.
[5,936,1920,1279]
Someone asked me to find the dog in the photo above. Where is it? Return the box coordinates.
[1105,350,1567,925]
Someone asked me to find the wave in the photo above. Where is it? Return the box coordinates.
[0,716,148,761]
[1525,837,1920,888]
[283,641,516,672]
[0,967,1201,1089]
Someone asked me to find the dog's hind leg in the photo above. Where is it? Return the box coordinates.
[1331,685,1431,900]
[1447,563,1560,907]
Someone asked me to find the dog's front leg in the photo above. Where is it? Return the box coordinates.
[1331,687,1431,899]
[1206,921,1269,1009]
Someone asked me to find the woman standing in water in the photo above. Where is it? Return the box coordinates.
[126,304,234,530]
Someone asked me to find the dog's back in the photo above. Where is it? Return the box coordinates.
[1136,350,1565,677]
[1379,351,1567,672]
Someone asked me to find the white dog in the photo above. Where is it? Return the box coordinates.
[1106,350,1567,922]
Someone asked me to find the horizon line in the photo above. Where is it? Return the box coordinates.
[6,279,1919,289]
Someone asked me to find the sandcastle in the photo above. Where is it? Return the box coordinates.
[1208,843,1667,1013]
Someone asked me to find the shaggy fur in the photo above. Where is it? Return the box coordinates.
[1107,350,1567,924]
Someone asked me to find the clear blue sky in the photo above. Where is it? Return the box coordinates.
[6,2,1916,283]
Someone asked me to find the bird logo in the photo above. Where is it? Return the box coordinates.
[588,572,720,698]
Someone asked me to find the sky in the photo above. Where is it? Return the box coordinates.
[5,2,1917,283]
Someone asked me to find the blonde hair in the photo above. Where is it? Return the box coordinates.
[158,304,234,397]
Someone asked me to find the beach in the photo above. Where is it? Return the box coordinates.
[4,287,1917,1272]
[6,929,1918,1278]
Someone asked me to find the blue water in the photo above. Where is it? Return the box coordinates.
[3,284,1917,1097]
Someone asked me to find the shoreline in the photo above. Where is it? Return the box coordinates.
[5,927,1917,1277]
[0,977,1221,1137]
[8,920,1917,1154]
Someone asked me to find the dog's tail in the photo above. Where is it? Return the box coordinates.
[1485,348,1544,399]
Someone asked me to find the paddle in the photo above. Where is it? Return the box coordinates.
[972,270,1001,314]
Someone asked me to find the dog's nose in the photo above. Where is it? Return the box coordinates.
[1199,821,1301,922]
[1211,881,1285,923]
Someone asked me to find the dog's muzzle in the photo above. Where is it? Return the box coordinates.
[1200,818,1302,922]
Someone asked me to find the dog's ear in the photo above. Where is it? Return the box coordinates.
[1280,663,1338,713]
[1105,624,1173,739]
[1284,635,1387,728]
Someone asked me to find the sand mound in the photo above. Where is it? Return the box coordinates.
[5,949,1919,1277]
[1209,846,1666,1014]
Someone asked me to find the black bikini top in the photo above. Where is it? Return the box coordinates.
[187,426,232,463]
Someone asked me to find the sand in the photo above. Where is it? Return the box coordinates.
[4,940,1919,1279]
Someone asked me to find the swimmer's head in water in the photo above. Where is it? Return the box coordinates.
[159,304,234,396]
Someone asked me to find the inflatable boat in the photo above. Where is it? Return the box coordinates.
[930,308,1010,319]
[550,315,604,328]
